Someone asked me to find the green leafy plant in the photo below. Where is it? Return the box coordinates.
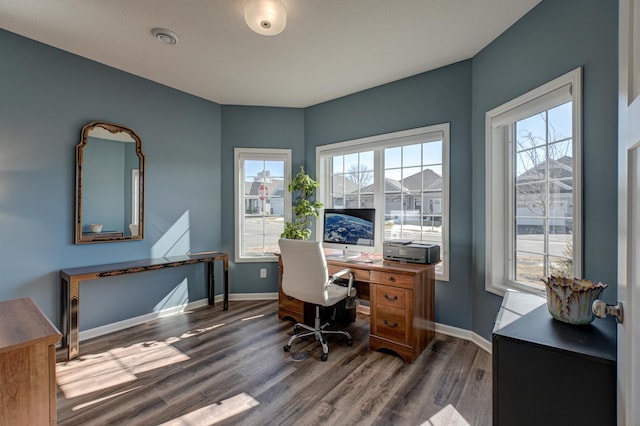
[281,166,323,240]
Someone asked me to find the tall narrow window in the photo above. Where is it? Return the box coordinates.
[486,68,582,295]
[317,124,449,280]
[234,148,291,262]
[512,102,574,285]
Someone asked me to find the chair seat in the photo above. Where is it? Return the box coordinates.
[324,283,349,307]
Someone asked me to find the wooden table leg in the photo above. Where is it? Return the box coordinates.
[223,255,229,310]
[207,261,214,305]
[67,276,81,360]
[60,276,69,347]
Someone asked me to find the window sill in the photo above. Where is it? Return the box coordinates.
[486,280,546,299]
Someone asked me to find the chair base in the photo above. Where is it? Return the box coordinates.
[283,305,352,361]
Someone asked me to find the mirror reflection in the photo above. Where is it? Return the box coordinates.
[75,121,145,244]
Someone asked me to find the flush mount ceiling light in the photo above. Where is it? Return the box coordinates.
[244,0,287,36]
[151,28,179,45]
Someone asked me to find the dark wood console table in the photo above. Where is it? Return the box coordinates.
[60,252,228,360]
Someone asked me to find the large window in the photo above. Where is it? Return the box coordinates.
[317,124,450,280]
[234,148,291,262]
[486,68,582,295]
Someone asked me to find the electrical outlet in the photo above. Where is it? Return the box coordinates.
[260,268,267,278]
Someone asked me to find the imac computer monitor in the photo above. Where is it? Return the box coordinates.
[322,208,375,255]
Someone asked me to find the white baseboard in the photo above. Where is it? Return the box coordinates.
[79,292,277,342]
[435,322,492,354]
[229,292,278,301]
[79,298,209,341]
[79,292,492,355]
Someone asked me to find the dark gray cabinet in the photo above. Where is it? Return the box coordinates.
[492,291,616,426]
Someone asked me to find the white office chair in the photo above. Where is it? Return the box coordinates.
[278,238,356,361]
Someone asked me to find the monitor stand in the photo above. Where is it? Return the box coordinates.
[326,249,380,264]
[342,248,361,258]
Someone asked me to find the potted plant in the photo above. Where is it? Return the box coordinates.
[281,166,323,240]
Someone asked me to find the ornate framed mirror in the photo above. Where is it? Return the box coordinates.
[75,121,145,244]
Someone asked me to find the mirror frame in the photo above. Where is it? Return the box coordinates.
[75,121,145,244]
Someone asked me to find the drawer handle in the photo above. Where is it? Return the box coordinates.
[383,293,398,301]
[383,319,399,328]
[386,276,395,282]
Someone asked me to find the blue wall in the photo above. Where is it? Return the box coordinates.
[220,106,305,294]
[0,0,619,340]
[0,28,222,329]
[470,0,619,339]
[305,61,474,331]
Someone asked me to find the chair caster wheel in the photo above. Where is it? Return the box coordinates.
[347,339,353,346]
[283,345,291,352]
[321,353,328,362]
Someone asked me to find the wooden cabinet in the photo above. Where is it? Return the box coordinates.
[371,283,410,344]
[369,268,434,363]
[492,291,616,426]
[0,298,62,426]
[278,255,436,363]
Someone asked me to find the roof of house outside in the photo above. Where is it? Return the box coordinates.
[400,168,442,192]
[347,168,443,195]
[517,155,573,183]
[332,175,361,195]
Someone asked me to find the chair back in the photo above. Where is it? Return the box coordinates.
[278,239,330,306]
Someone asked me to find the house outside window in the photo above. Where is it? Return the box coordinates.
[485,68,582,296]
[317,124,450,280]
[234,148,291,262]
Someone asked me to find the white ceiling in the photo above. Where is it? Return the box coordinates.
[0,0,541,108]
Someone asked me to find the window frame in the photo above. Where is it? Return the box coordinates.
[316,123,450,281]
[485,67,582,296]
[234,147,291,263]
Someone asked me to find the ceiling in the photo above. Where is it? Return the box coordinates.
[0,0,541,108]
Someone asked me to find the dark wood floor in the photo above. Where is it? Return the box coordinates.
[56,300,492,425]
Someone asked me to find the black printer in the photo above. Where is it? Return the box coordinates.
[383,239,440,264]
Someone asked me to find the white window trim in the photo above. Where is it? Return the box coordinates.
[131,169,140,226]
[234,148,291,263]
[316,123,450,281]
[485,67,582,296]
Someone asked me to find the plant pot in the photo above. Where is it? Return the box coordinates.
[542,276,607,325]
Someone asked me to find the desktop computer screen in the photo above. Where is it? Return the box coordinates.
[322,208,375,252]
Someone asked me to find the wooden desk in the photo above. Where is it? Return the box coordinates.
[0,298,62,426]
[60,252,229,361]
[278,255,437,363]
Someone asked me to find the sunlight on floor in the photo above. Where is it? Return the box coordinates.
[57,341,190,399]
[421,404,471,426]
[178,322,225,339]
[71,386,143,411]
[241,314,265,321]
[158,393,260,426]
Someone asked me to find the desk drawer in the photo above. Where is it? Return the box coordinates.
[328,265,370,282]
[374,285,406,309]
[370,270,414,288]
[373,305,407,343]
